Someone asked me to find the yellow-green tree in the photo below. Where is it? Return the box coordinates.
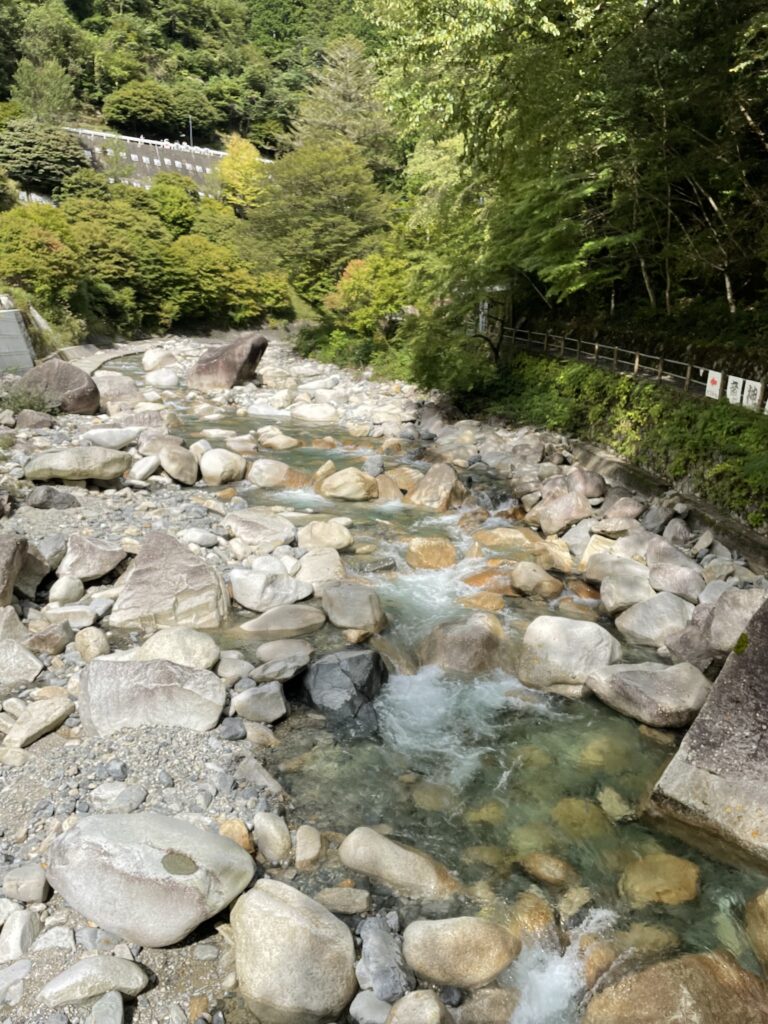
[218,133,268,209]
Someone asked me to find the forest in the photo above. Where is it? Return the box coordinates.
[1,0,768,522]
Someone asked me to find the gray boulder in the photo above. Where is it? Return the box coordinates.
[648,564,705,603]
[322,582,387,633]
[339,827,460,900]
[420,613,504,676]
[705,588,768,652]
[517,616,621,697]
[231,879,357,1024]
[0,640,43,697]
[46,813,254,947]
[26,485,80,509]
[109,531,229,629]
[20,359,99,414]
[303,649,387,735]
[230,568,313,612]
[615,592,694,647]
[57,535,126,582]
[187,334,268,390]
[587,661,710,727]
[80,658,225,734]
[0,534,26,605]
[357,916,414,1003]
[25,447,131,483]
[241,604,327,638]
[225,510,297,553]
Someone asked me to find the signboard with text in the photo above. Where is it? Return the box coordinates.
[705,370,722,399]
[742,379,763,410]
[726,375,744,404]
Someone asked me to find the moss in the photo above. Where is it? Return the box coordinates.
[733,632,750,655]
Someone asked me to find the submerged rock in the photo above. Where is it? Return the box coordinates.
[619,852,700,907]
[47,813,254,947]
[339,827,461,900]
[420,613,503,675]
[402,917,519,988]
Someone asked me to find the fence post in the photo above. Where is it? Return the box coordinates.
[633,352,640,376]
[684,363,693,391]
[594,342,599,362]
[575,338,582,361]
[612,346,618,372]
[543,332,549,354]
[657,355,664,381]
[559,335,565,357]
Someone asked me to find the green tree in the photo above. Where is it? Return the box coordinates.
[102,79,180,137]
[0,204,82,309]
[19,0,95,99]
[11,58,77,122]
[0,0,21,100]
[145,173,200,236]
[217,133,267,208]
[0,168,16,211]
[53,167,113,201]
[290,37,397,176]
[248,140,389,300]
[0,121,88,193]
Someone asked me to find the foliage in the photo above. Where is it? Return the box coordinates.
[217,134,267,209]
[102,79,181,137]
[145,173,200,237]
[0,168,15,211]
[53,167,113,201]
[0,121,88,193]
[0,384,61,415]
[289,37,397,177]
[11,58,76,123]
[246,141,390,301]
[0,205,82,308]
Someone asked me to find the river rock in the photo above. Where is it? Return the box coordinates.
[20,359,99,414]
[159,444,198,485]
[303,649,387,735]
[0,534,25,606]
[705,587,768,652]
[583,952,768,1024]
[231,682,287,723]
[600,567,655,614]
[125,626,220,669]
[320,467,379,501]
[188,334,268,389]
[648,563,705,603]
[231,568,313,612]
[109,531,229,629]
[57,535,126,582]
[252,811,291,862]
[745,889,768,971]
[199,448,246,485]
[406,464,466,512]
[297,547,346,590]
[225,510,297,552]
[81,426,140,449]
[405,537,457,569]
[26,484,79,509]
[615,592,694,646]
[3,694,73,747]
[145,366,178,388]
[587,661,710,727]
[241,603,326,638]
[350,991,391,1024]
[402,917,519,988]
[420,613,503,675]
[248,458,308,488]
[231,879,357,1024]
[25,447,132,483]
[38,956,147,1007]
[339,827,460,899]
[291,401,339,424]
[509,561,563,598]
[386,991,454,1024]
[0,910,41,962]
[619,852,700,907]
[47,813,254,946]
[80,659,225,734]
[356,916,413,1002]
[297,520,353,550]
[526,491,593,535]
[322,582,387,633]
[517,616,621,696]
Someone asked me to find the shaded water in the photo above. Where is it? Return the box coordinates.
[114,354,767,1019]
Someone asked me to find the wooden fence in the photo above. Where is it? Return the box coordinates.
[479,314,765,410]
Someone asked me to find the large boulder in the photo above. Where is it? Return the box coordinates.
[619,852,700,907]
[297,520,353,551]
[38,957,148,1007]
[0,639,43,697]
[406,464,466,512]
[231,879,357,1024]
[650,597,768,870]
[241,603,326,638]
[405,537,457,570]
[322,582,387,633]
[583,953,768,1024]
[517,616,621,697]
[402,918,519,989]
[615,592,694,647]
[25,447,131,483]
[20,359,99,414]
[199,448,246,486]
[420,613,504,675]
[587,661,710,727]
[600,566,654,615]
[57,535,126,582]
[248,458,309,489]
[526,491,593,535]
[339,827,460,900]
[80,658,226,734]
[187,334,268,390]
[705,588,768,652]
[231,568,313,612]
[303,649,387,735]
[0,534,26,606]
[159,444,198,485]
[109,532,229,629]
[46,813,254,947]
[224,510,297,553]
[320,468,379,501]
[126,626,220,669]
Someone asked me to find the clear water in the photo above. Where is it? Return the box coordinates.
[112,352,767,1019]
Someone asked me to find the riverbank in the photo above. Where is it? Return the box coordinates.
[0,330,766,1023]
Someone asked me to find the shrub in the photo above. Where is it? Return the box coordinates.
[0,120,88,193]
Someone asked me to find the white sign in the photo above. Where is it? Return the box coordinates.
[742,379,763,410]
[705,370,722,399]
[726,375,744,404]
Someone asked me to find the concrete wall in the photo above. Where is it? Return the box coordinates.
[0,306,35,372]
[67,128,226,196]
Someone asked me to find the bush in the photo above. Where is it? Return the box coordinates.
[0,384,60,415]
[103,79,180,138]
[0,120,88,193]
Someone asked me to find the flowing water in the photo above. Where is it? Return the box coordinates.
[113,353,767,1021]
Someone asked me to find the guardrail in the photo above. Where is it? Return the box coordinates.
[479,314,766,412]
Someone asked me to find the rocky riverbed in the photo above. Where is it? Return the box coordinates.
[0,329,767,1024]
